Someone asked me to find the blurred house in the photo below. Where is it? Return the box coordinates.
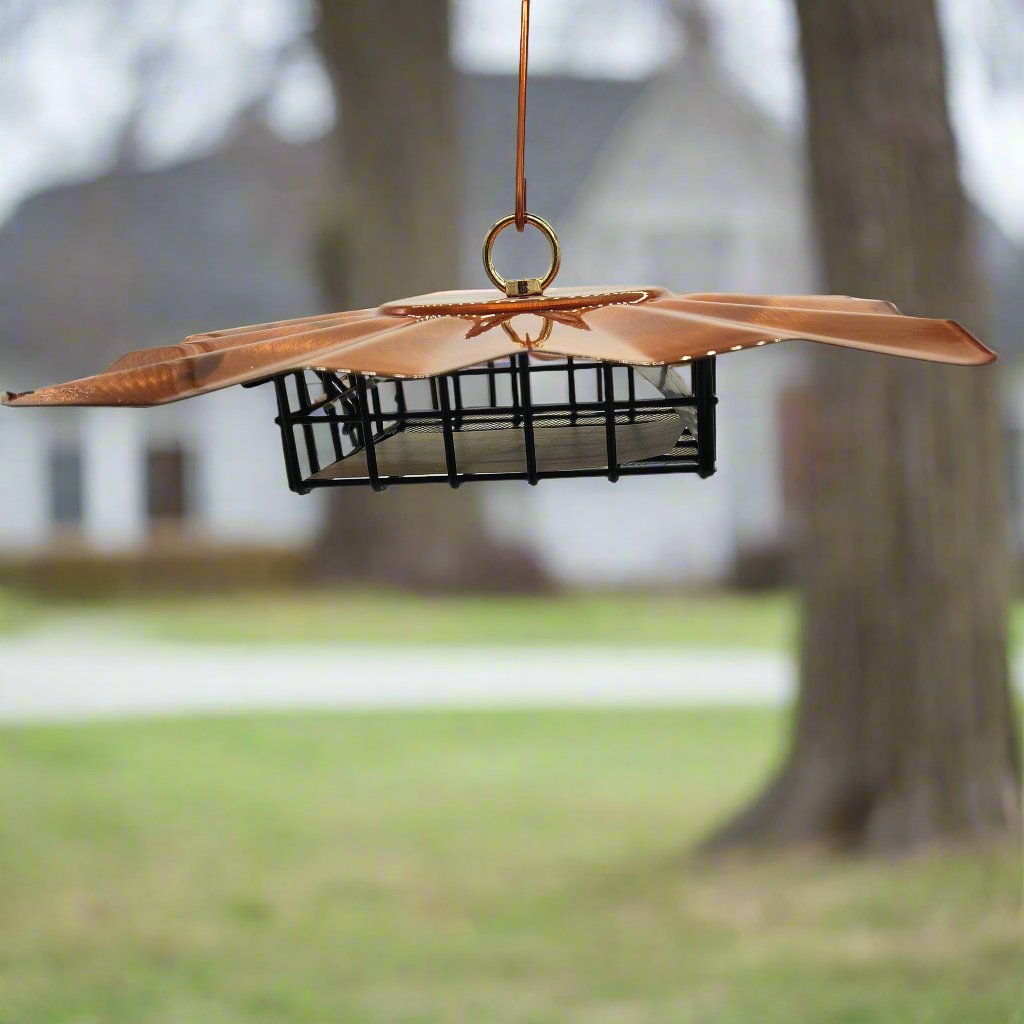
[2,39,1022,583]
[0,133,328,554]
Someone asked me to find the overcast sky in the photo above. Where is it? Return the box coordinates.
[0,0,1021,240]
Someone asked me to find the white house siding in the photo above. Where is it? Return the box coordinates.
[484,473,735,586]
[0,406,52,549]
[81,409,146,551]
[196,385,322,545]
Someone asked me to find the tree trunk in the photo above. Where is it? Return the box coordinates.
[313,1,538,591]
[317,0,459,308]
[707,0,1021,851]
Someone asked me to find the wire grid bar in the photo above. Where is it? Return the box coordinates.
[271,354,717,493]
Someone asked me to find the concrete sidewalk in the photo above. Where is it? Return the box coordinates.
[0,640,794,721]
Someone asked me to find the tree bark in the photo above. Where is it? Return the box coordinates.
[707,0,1021,851]
[314,1,541,591]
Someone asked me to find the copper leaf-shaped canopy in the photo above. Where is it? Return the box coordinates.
[2,287,995,408]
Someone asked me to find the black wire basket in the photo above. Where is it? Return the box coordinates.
[268,353,717,493]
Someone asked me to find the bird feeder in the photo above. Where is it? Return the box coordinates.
[1,1,996,494]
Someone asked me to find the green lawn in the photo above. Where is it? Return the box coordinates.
[1,710,1019,1023]
[0,586,40,637]
[4,587,1024,653]
[0,588,798,648]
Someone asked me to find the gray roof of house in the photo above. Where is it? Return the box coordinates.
[0,72,644,381]
[0,132,336,380]
[458,73,645,279]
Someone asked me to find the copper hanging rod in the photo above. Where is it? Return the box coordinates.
[515,0,530,231]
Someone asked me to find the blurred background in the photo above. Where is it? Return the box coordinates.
[0,1,1021,1021]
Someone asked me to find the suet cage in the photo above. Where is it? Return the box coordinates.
[268,352,717,493]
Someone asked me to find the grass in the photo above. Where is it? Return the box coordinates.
[120,590,798,649]
[0,587,39,638]
[0,588,798,648]
[3,586,1024,653]
[0,710,1020,1023]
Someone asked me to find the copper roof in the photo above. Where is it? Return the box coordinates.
[3,288,994,409]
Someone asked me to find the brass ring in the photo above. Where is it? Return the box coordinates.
[482,213,561,296]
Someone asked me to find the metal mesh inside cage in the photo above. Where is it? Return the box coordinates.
[267,353,717,492]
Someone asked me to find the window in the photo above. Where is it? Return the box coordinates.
[49,444,84,528]
[146,445,192,524]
